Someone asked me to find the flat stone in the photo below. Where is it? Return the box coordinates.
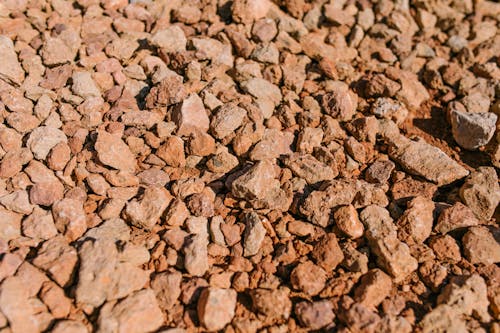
[389,137,469,186]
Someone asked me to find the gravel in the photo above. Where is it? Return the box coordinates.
[0,0,498,332]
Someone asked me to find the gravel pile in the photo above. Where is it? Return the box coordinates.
[0,0,499,332]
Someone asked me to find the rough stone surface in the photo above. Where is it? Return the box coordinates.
[450,110,497,150]
[460,167,500,220]
[197,288,237,331]
[95,131,137,172]
[389,137,469,186]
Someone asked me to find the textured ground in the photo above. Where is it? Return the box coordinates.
[0,0,499,332]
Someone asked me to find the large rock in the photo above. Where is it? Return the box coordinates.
[95,131,137,172]
[437,274,491,322]
[0,36,24,86]
[450,110,497,150]
[389,137,468,186]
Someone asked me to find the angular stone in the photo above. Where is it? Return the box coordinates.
[172,94,210,137]
[360,205,418,282]
[150,26,187,53]
[0,208,21,242]
[243,212,266,257]
[0,276,38,333]
[97,289,164,333]
[249,129,294,160]
[290,261,326,296]
[76,239,149,309]
[27,126,67,160]
[250,287,292,321]
[295,300,335,330]
[437,274,490,322]
[72,71,101,98]
[240,77,282,106]
[460,167,500,220]
[321,87,358,121]
[210,104,247,139]
[183,235,209,277]
[32,236,78,287]
[125,185,172,229]
[29,181,65,206]
[283,153,336,184]
[151,270,182,311]
[232,160,281,201]
[462,227,500,265]
[450,110,497,150]
[95,131,137,172]
[389,137,468,186]
[0,36,24,86]
[435,202,479,234]
[52,198,87,242]
[197,288,237,331]
[396,196,434,244]
[311,233,344,271]
[354,269,393,308]
[146,74,187,108]
[52,320,88,333]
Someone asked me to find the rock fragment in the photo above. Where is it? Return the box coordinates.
[125,186,172,229]
[460,166,500,220]
[360,205,418,282]
[462,227,500,265]
[250,288,292,321]
[290,261,326,296]
[354,269,393,308]
[435,202,479,234]
[389,137,468,186]
[27,126,67,160]
[243,212,266,257]
[172,94,210,136]
[295,301,335,330]
[97,289,164,333]
[95,131,137,172]
[0,36,24,85]
[197,288,237,331]
[450,110,497,150]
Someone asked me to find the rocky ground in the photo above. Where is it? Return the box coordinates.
[0,0,499,332]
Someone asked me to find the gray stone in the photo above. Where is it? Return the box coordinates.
[450,110,497,150]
